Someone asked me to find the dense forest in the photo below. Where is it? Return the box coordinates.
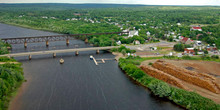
[0,4,219,47]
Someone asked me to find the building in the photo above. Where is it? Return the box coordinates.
[133,40,140,45]
[146,31,151,36]
[191,27,202,31]
[116,41,121,45]
[179,36,194,44]
[207,46,218,52]
[195,41,202,46]
[184,48,195,55]
[128,30,139,37]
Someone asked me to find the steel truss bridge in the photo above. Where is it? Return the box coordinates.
[0,32,128,44]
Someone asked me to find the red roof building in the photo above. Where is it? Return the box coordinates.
[191,27,202,31]
[180,36,194,44]
[184,48,195,54]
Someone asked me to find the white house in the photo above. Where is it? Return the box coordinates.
[41,16,48,19]
[51,17,56,19]
[128,30,139,37]
[146,31,151,36]
[195,41,202,46]
[177,23,181,26]
[71,18,78,21]
[116,41,121,45]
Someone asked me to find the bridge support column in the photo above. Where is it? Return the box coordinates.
[29,55,32,60]
[53,53,56,58]
[24,41,27,48]
[75,51,79,56]
[96,49,100,54]
[46,41,49,47]
[66,39,69,46]
[85,38,88,43]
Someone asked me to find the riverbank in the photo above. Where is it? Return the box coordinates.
[117,56,220,109]
[0,41,25,110]
[0,58,24,110]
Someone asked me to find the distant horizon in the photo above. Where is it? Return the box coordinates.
[0,0,219,6]
[0,3,220,6]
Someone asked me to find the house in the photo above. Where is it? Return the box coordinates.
[197,50,204,55]
[191,27,202,31]
[195,41,202,46]
[133,40,140,45]
[51,17,56,19]
[177,23,181,26]
[122,29,129,35]
[128,30,139,37]
[74,13,81,16]
[146,31,151,36]
[179,36,194,44]
[173,35,177,39]
[207,46,218,52]
[184,48,195,55]
[71,18,78,21]
[116,41,121,45]
[41,16,48,19]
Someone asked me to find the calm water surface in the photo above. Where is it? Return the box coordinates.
[0,23,182,110]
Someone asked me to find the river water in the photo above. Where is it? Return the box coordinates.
[0,23,182,110]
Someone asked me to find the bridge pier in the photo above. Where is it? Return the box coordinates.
[66,39,69,46]
[96,49,100,54]
[24,41,27,48]
[29,55,32,60]
[53,53,56,58]
[75,51,79,56]
[46,41,49,47]
[85,38,88,43]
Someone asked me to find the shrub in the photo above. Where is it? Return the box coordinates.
[148,80,171,97]
[132,69,145,79]
[169,87,220,110]
[211,55,219,59]
[148,62,153,65]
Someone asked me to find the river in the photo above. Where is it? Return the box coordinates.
[0,23,182,110]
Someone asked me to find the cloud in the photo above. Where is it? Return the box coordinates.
[0,0,219,5]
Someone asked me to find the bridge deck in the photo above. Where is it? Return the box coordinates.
[0,46,119,57]
[1,32,128,44]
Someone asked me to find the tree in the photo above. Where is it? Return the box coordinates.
[121,49,126,56]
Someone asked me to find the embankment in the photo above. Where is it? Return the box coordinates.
[119,58,220,110]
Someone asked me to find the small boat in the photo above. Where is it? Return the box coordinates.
[60,58,64,64]
[90,55,93,60]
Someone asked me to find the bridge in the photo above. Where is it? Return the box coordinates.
[0,46,119,60]
[1,32,128,48]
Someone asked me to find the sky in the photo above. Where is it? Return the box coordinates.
[0,0,220,6]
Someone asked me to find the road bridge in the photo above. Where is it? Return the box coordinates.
[0,46,119,60]
[1,32,128,48]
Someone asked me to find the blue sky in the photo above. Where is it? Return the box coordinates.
[0,0,220,6]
